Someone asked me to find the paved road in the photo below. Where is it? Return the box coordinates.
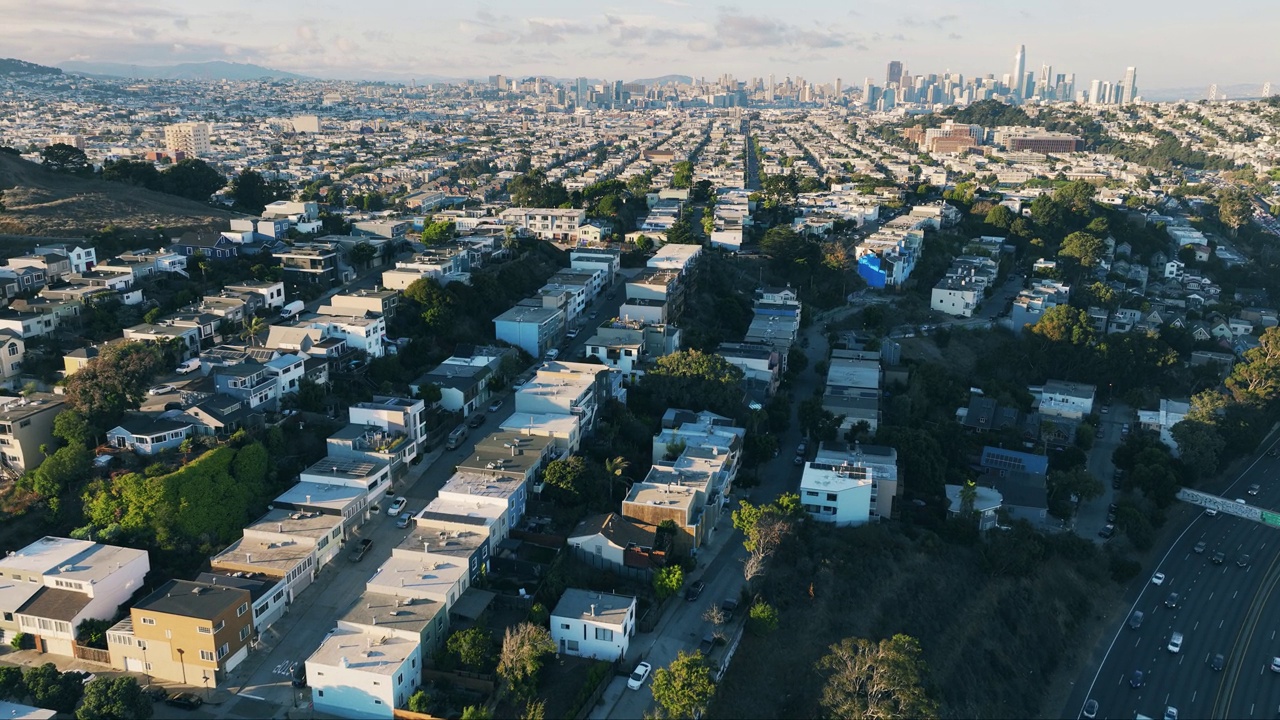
[1075,402,1133,542]
[1069,433,1280,720]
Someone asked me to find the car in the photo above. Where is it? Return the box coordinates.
[1082,699,1098,719]
[142,685,168,702]
[148,385,175,396]
[685,580,706,602]
[1249,484,1261,495]
[1121,423,1130,433]
[627,661,652,690]
[1211,653,1225,671]
[395,511,413,529]
[1098,524,1115,539]
[566,329,579,339]
[1151,572,1166,585]
[1238,554,1251,568]
[291,662,307,688]
[176,359,201,374]
[165,693,204,710]
[1129,670,1145,688]
[721,599,739,621]
[386,496,407,516]
[1112,476,1122,490]
[1106,510,1117,522]
[797,441,807,454]
[1167,632,1183,653]
[793,455,805,466]
[346,359,365,372]
[1164,707,1178,720]
[1165,592,1180,608]
[1194,541,1207,554]
[1270,449,1278,457]
[544,349,560,360]
[487,399,504,413]
[1095,427,1105,439]
[349,537,373,562]
[1213,551,1226,564]
[1100,405,1110,414]
[1271,656,1280,673]
[1206,508,1219,517]
[1237,498,1248,505]
[467,413,487,428]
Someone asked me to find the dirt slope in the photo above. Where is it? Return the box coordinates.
[0,152,237,238]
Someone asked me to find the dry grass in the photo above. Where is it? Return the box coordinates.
[0,153,236,238]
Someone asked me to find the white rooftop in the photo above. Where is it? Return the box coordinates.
[366,555,468,602]
[307,627,419,676]
[0,537,147,585]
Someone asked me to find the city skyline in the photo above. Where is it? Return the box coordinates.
[0,0,1275,90]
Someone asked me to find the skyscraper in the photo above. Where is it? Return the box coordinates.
[834,77,843,99]
[1012,45,1026,97]
[767,73,775,101]
[575,77,589,106]
[886,60,903,86]
[1121,67,1138,103]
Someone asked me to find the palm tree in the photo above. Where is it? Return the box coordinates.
[240,316,268,347]
[959,480,978,518]
[604,455,631,502]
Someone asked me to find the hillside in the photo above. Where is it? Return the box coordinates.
[0,58,61,75]
[0,153,237,238]
[59,60,311,82]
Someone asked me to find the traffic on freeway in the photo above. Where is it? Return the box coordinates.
[1073,440,1280,720]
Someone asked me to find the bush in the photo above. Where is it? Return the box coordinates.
[9,632,28,650]
[747,600,779,635]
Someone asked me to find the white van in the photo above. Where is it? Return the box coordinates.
[545,348,560,360]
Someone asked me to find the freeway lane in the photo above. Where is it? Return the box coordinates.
[1072,440,1280,720]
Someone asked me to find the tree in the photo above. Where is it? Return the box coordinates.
[240,316,268,347]
[41,143,90,173]
[408,690,432,714]
[604,455,631,501]
[1058,231,1105,267]
[348,242,377,268]
[1217,187,1252,235]
[230,169,289,213]
[461,706,493,720]
[77,676,153,720]
[1227,327,1280,406]
[24,663,84,714]
[1030,305,1095,347]
[19,441,91,513]
[421,220,457,245]
[640,350,745,419]
[672,161,694,189]
[651,651,716,719]
[415,383,443,405]
[101,159,162,190]
[0,666,25,702]
[53,409,93,447]
[159,159,226,201]
[447,627,494,672]
[541,455,594,504]
[403,278,457,335]
[1171,418,1225,482]
[63,341,165,431]
[984,204,1015,229]
[747,600,779,635]
[1046,467,1103,520]
[817,634,938,720]
[497,623,556,701]
[653,565,684,601]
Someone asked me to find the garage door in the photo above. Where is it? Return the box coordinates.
[124,657,146,673]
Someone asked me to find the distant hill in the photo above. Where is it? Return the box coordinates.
[0,58,61,76]
[0,152,237,239]
[630,74,692,87]
[1142,83,1271,102]
[59,60,312,81]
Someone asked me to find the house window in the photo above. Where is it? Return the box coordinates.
[6,345,16,356]
[397,673,403,684]
[560,623,570,630]
[566,640,579,652]
[200,650,215,662]
[237,602,249,617]
[317,690,324,698]
[140,617,156,626]
[827,493,838,502]
[240,625,250,641]
[595,628,614,642]
[217,643,230,660]
[197,626,212,634]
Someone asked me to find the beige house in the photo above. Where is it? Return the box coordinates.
[0,394,63,477]
[107,579,254,688]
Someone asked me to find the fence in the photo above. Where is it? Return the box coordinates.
[569,546,655,583]
[72,643,112,665]
[421,668,497,694]
[509,528,567,549]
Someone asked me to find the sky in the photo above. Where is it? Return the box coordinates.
[1,0,1275,91]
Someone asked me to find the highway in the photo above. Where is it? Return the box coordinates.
[1071,437,1280,720]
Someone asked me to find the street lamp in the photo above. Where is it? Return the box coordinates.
[202,672,209,701]
[176,648,187,685]
[141,644,150,685]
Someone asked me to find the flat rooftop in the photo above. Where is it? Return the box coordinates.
[624,482,698,510]
[500,412,580,437]
[553,588,634,627]
[307,627,418,675]
[301,456,387,483]
[0,537,146,585]
[440,471,527,502]
[274,481,365,514]
[398,524,488,558]
[134,579,249,620]
[0,395,63,422]
[244,507,342,541]
[339,590,443,635]
[366,556,468,602]
[210,535,313,576]
[419,497,505,526]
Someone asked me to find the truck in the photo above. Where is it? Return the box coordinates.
[280,300,305,319]
[445,424,468,450]
[348,538,373,562]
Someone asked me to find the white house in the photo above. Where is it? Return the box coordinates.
[306,628,422,720]
[550,589,636,661]
[0,537,150,655]
[106,415,195,456]
[1036,380,1096,420]
[1137,399,1191,455]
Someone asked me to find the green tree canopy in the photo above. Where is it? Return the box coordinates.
[24,663,85,714]
[1058,231,1106,267]
[230,169,290,213]
[817,634,938,720]
[651,651,716,719]
[63,341,165,431]
[41,143,90,173]
[101,159,163,190]
[653,564,684,600]
[1216,187,1252,234]
[639,350,745,419]
[447,627,495,672]
[984,204,1015,229]
[421,220,457,244]
[159,159,226,201]
[77,676,154,720]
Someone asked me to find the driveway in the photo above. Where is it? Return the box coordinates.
[1076,401,1132,542]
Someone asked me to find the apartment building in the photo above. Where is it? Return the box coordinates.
[274,243,344,288]
[1011,279,1071,334]
[306,622,424,719]
[493,304,566,359]
[308,314,387,359]
[1036,380,1096,420]
[0,333,24,388]
[499,208,585,241]
[413,346,515,415]
[107,579,253,688]
[0,537,150,654]
[164,122,212,156]
[802,443,900,525]
[0,394,63,476]
[322,289,400,321]
[349,396,427,455]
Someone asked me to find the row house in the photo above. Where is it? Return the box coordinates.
[0,394,62,476]
[307,314,387,359]
[0,309,58,340]
[499,207,585,241]
[412,345,516,415]
[584,318,681,382]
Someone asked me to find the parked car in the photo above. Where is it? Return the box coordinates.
[627,661,652,690]
[720,599,739,621]
[467,413,487,428]
[142,686,168,702]
[290,663,307,688]
[175,359,201,374]
[396,512,413,529]
[148,385,175,396]
[488,399,504,413]
[1098,524,1115,539]
[386,497,407,516]
[349,538,373,562]
[165,693,204,711]
[685,580,706,602]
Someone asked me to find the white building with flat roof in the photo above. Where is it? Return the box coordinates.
[500,412,583,455]
[550,589,636,661]
[306,627,422,720]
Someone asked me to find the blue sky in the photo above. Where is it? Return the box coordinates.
[2,0,1275,89]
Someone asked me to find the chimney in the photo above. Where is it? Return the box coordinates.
[278,524,284,533]
[246,553,252,563]
[589,604,597,617]
[306,495,312,504]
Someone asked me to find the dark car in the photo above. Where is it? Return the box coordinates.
[291,662,307,688]
[1213,551,1226,564]
[467,413,486,428]
[142,686,168,702]
[349,537,373,562]
[1099,524,1115,539]
[1165,592,1179,608]
[1210,653,1225,671]
[1129,670,1145,688]
[165,693,204,710]
[1238,554,1251,568]
[721,599,739,621]
[685,580,706,602]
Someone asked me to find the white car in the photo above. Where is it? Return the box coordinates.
[386,496,407,516]
[1151,572,1166,585]
[1168,631,1183,654]
[176,359,201,374]
[1270,656,1280,673]
[627,661,652,690]
[148,385,175,396]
